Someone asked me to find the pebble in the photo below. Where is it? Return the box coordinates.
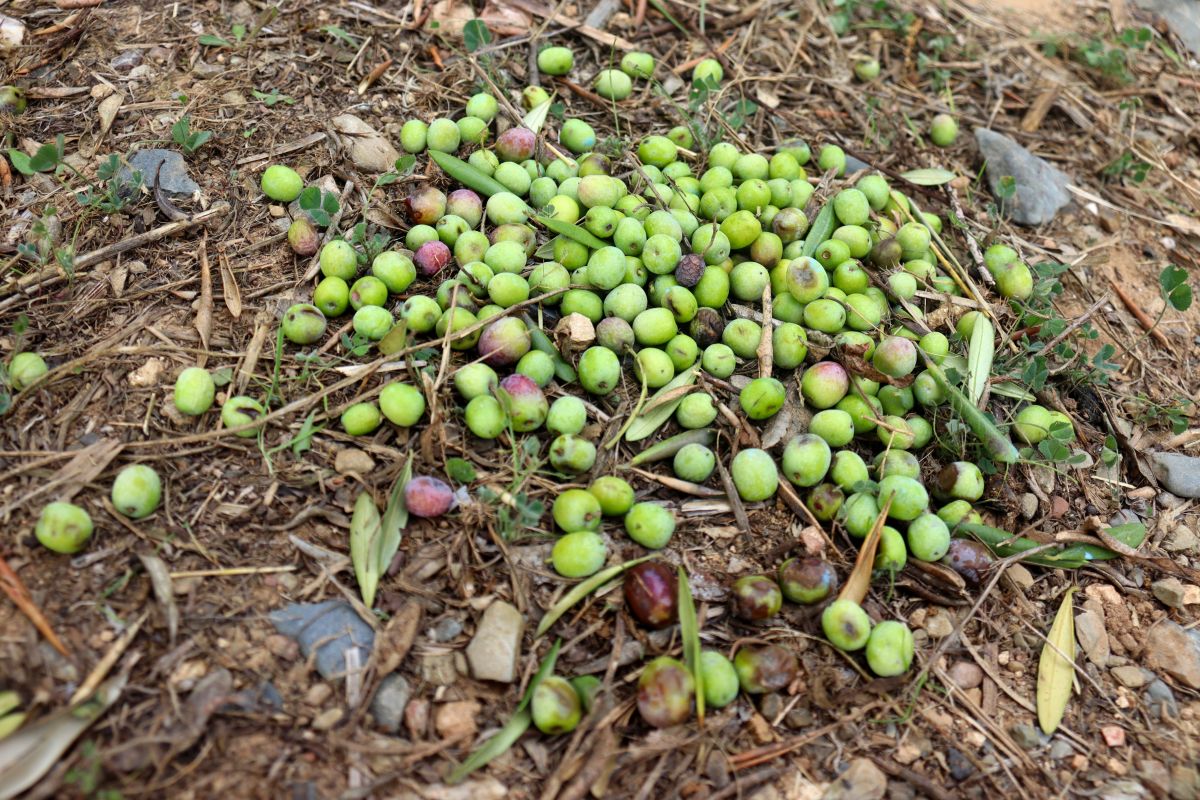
[1143,679,1178,718]
[334,448,375,475]
[1101,725,1126,747]
[1110,666,1154,688]
[311,707,343,730]
[435,700,480,740]
[269,600,375,680]
[1148,452,1200,499]
[1009,723,1045,750]
[331,114,401,172]
[465,601,525,683]
[947,747,975,781]
[1170,765,1200,800]
[126,149,200,198]
[974,128,1072,226]
[405,698,430,739]
[420,653,459,686]
[1164,524,1198,554]
[110,50,143,73]
[432,617,464,642]
[924,609,955,639]
[759,693,784,721]
[1049,740,1075,760]
[821,758,887,800]
[1019,493,1039,520]
[1137,759,1170,798]
[1151,578,1188,608]
[370,673,411,733]
[1143,621,1200,689]
[1075,610,1111,666]
[265,633,299,660]
[1007,563,1035,591]
[947,661,983,690]
[305,683,332,706]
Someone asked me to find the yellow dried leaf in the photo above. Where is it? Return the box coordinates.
[1037,587,1077,734]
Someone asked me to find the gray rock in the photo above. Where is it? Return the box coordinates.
[1143,621,1200,689]
[1152,578,1188,608]
[845,155,871,174]
[1135,0,1200,55]
[1019,493,1039,520]
[420,653,459,685]
[1009,723,1045,750]
[822,758,887,800]
[974,129,1071,226]
[126,149,199,198]
[1111,665,1154,688]
[110,50,143,73]
[1097,780,1150,800]
[331,114,400,173]
[1049,740,1075,760]
[370,673,411,732]
[1075,610,1111,666]
[1149,452,1200,499]
[1143,679,1178,718]
[269,600,375,680]
[1164,523,1198,553]
[432,617,464,642]
[465,600,525,683]
[947,747,974,781]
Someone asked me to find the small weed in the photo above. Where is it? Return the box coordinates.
[251,88,295,107]
[1042,27,1153,86]
[64,740,124,800]
[171,115,213,155]
[297,186,340,227]
[75,155,143,214]
[199,9,276,49]
[1132,395,1193,435]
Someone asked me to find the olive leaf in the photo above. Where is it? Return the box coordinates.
[523,99,552,136]
[536,556,653,637]
[349,492,383,609]
[899,168,957,186]
[1037,587,1077,735]
[625,366,699,442]
[677,567,704,726]
[966,315,994,405]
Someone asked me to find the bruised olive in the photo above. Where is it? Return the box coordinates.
[624,561,678,628]
[733,644,798,694]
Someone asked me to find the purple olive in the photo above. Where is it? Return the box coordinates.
[777,557,838,605]
[624,561,678,629]
[733,644,798,694]
[674,254,705,288]
[477,317,531,367]
[806,483,844,521]
[637,656,694,728]
[415,240,452,277]
[732,575,783,621]
[495,373,548,432]
[288,218,319,256]
[446,188,483,227]
[405,476,454,518]
[940,539,993,588]
[404,186,447,225]
[496,127,537,162]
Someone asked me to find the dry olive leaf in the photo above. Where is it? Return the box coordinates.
[1037,587,1077,735]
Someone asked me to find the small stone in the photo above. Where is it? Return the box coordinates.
[1018,493,1039,520]
[947,748,974,781]
[312,707,343,730]
[265,633,299,660]
[370,673,411,733]
[1148,452,1200,499]
[405,698,430,738]
[1143,621,1200,689]
[706,751,731,789]
[221,90,247,106]
[1164,524,1198,554]
[435,700,480,740]
[924,610,954,639]
[334,448,375,476]
[432,617,464,642]
[269,600,375,680]
[305,683,332,706]
[1102,725,1126,747]
[1049,740,1074,760]
[747,712,774,744]
[1009,723,1044,750]
[126,149,200,198]
[822,758,887,800]
[947,661,983,690]
[420,653,459,685]
[465,600,525,683]
[1152,578,1188,609]
[1111,666,1153,688]
[1007,563,1035,591]
[894,741,922,766]
[331,114,401,172]
[974,128,1072,226]
[1075,610,1111,666]
[786,707,815,729]
[759,693,784,721]
[1143,680,1178,718]
[110,50,143,73]
[1170,766,1200,800]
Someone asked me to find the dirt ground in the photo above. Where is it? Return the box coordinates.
[2,0,1200,798]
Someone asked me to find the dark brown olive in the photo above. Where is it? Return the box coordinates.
[674,253,705,288]
[868,236,902,269]
[689,307,724,347]
[733,644,798,693]
[778,557,838,605]
[940,539,993,587]
[624,561,678,628]
[732,575,783,621]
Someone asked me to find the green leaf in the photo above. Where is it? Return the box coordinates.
[1037,588,1076,734]
[291,411,319,456]
[1159,264,1192,312]
[307,209,330,227]
[446,457,476,483]
[395,154,417,175]
[321,25,359,48]
[966,315,994,405]
[6,151,33,176]
[198,34,233,47]
[522,99,552,136]
[536,557,652,637]
[625,366,699,442]
[349,492,384,609]
[298,186,320,210]
[677,568,704,725]
[28,138,64,173]
[372,455,413,604]
[463,19,492,53]
[801,205,835,258]
[923,358,1019,464]
[899,168,956,186]
[322,191,340,215]
[996,175,1017,201]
